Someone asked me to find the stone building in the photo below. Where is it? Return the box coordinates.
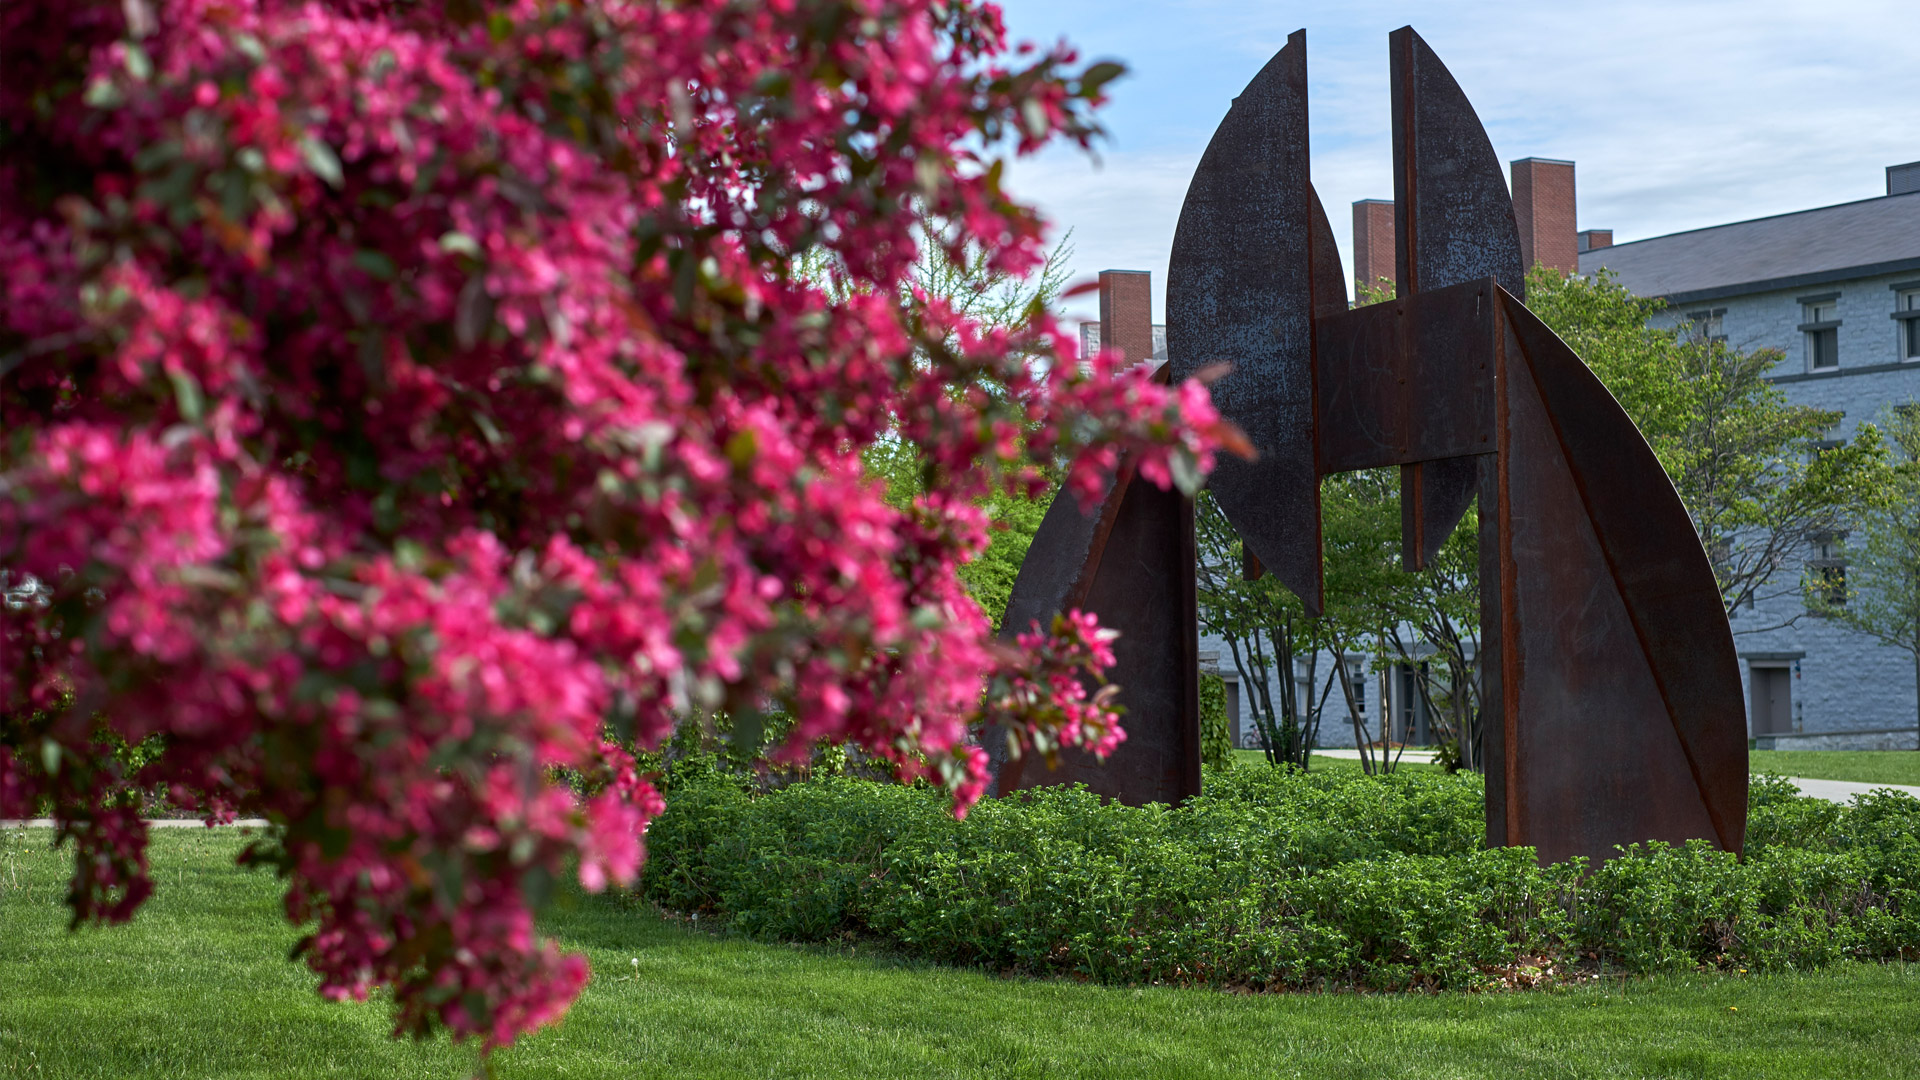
[1582,160,1920,750]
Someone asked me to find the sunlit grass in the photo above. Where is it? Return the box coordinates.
[1225,748,1920,787]
[5,828,1920,1079]
[1748,749,1920,786]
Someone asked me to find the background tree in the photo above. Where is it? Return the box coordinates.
[1197,672,1234,770]
[0,0,1230,1050]
[1378,502,1482,774]
[857,234,1076,630]
[1807,403,1920,747]
[1194,489,1328,770]
[1199,278,1481,775]
[1526,267,1891,620]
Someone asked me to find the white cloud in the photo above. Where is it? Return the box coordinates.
[993,0,1918,323]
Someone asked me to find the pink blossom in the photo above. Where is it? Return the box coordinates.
[0,0,1220,1053]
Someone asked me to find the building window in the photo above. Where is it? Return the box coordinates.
[1801,296,1840,371]
[1686,307,1727,345]
[1394,662,1433,746]
[1897,288,1920,361]
[1808,531,1848,610]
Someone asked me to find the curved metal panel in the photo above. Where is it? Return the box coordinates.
[1166,29,1324,614]
[990,365,1202,807]
[1388,26,1524,572]
[1389,26,1525,299]
[1499,293,1747,857]
[996,470,1200,806]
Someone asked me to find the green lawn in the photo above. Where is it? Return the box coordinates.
[6,828,1920,1079]
[1229,748,1920,786]
[1748,749,1920,786]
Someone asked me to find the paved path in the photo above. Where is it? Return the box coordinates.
[1315,747,1439,764]
[1765,776,1920,804]
[1311,749,1920,805]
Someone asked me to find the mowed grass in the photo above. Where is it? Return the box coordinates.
[1230,748,1920,786]
[6,829,1920,1079]
[1748,749,1920,786]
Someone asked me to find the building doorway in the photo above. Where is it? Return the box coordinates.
[1749,664,1793,736]
[1394,662,1432,746]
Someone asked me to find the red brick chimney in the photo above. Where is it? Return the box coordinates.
[1098,270,1154,367]
[1352,199,1396,296]
[1578,229,1613,253]
[1510,157,1578,275]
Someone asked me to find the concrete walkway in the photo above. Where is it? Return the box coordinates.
[1311,748,1920,805]
[1316,747,1439,764]
[1767,777,1920,804]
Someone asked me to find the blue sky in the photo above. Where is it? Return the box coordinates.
[991,0,1918,322]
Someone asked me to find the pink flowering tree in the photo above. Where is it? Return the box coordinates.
[0,0,1230,1048]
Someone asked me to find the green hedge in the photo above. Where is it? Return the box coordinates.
[641,765,1920,990]
[1198,674,1233,771]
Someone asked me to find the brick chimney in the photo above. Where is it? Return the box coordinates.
[1577,229,1613,254]
[1352,199,1396,295]
[1098,270,1154,366]
[1510,157,1578,275]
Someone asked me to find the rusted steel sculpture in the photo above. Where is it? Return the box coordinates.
[997,26,1746,865]
[989,275,1202,807]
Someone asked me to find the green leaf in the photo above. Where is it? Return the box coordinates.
[167,367,205,423]
[471,409,504,448]
[725,428,758,468]
[728,704,766,756]
[83,78,124,109]
[231,32,267,62]
[351,250,396,280]
[1080,61,1127,94]
[122,44,153,82]
[1020,98,1049,139]
[298,135,343,188]
[1168,449,1203,496]
[368,48,397,83]
[752,70,792,99]
[437,231,482,258]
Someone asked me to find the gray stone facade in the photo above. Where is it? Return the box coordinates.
[1587,187,1920,750]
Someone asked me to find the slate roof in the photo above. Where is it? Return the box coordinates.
[1579,190,1920,304]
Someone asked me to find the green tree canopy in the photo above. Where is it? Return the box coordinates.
[1526,266,1891,619]
[1806,403,1920,738]
[855,235,1076,630]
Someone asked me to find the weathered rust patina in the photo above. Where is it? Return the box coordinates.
[990,359,1201,808]
[997,27,1746,863]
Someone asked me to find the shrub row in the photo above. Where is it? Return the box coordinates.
[640,762,1920,990]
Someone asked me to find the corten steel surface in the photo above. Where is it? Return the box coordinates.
[1388,26,1524,574]
[1165,30,1327,616]
[1481,292,1747,861]
[1158,26,1745,864]
[990,357,1202,807]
